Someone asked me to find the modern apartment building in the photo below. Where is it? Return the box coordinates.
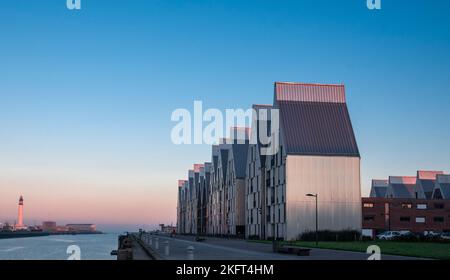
[245,104,272,239]
[209,142,232,235]
[371,170,446,199]
[364,171,450,237]
[177,82,362,240]
[197,163,211,235]
[362,197,450,237]
[226,130,249,236]
[177,180,185,234]
[208,145,220,235]
[265,82,362,240]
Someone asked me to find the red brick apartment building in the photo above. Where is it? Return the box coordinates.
[362,197,450,237]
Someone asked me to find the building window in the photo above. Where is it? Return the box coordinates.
[363,203,374,208]
[364,215,375,222]
[417,204,428,210]
[400,216,410,222]
[434,203,445,209]
[401,203,412,209]
[415,217,426,223]
[434,217,444,223]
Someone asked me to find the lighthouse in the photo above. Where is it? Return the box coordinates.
[16,196,24,229]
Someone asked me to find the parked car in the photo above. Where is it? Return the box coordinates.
[376,231,401,240]
[424,231,441,238]
[440,232,450,240]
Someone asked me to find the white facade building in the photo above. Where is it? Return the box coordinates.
[177,82,363,241]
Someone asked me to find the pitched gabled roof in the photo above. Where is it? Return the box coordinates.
[218,146,230,179]
[437,184,450,199]
[204,162,212,173]
[370,180,388,198]
[211,145,219,173]
[278,101,360,156]
[178,180,185,188]
[229,127,251,142]
[193,164,204,172]
[387,176,417,198]
[435,174,450,199]
[420,180,435,199]
[416,171,443,199]
[372,187,387,198]
[273,82,359,157]
[230,141,250,179]
[251,104,273,167]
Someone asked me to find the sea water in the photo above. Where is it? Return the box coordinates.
[0,233,118,260]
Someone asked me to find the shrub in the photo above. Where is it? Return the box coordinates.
[248,235,260,240]
[298,229,361,242]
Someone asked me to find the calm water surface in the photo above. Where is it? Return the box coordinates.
[0,233,118,260]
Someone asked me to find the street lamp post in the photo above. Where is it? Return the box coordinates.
[306,193,318,246]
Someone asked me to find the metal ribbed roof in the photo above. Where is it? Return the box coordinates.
[417,170,443,180]
[275,82,346,104]
[370,180,388,197]
[389,184,416,198]
[438,184,450,199]
[278,101,359,156]
[373,187,387,198]
[220,149,229,178]
[230,141,249,179]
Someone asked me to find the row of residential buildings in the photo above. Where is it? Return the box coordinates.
[362,171,450,236]
[369,171,450,200]
[177,82,362,241]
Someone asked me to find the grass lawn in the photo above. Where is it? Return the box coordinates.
[249,240,450,260]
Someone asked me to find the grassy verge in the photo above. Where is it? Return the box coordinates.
[248,240,450,260]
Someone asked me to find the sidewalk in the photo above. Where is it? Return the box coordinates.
[136,233,423,260]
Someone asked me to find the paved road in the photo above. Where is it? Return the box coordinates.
[137,234,423,260]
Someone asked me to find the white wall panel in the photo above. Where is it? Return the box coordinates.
[285,155,361,240]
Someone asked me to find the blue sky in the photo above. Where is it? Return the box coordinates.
[1,0,450,230]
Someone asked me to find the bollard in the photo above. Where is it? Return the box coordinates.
[155,238,159,250]
[187,246,194,260]
[164,241,170,256]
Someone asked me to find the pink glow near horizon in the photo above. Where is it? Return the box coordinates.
[0,174,177,227]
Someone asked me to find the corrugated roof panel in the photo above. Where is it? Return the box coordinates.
[417,170,443,180]
[220,149,229,178]
[439,183,450,199]
[231,141,250,179]
[251,104,274,166]
[374,187,387,198]
[278,101,359,156]
[275,82,346,104]
[193,164,204,172]
[389,176,417,185]
[391,184,415,198]
[372,179,388,187]
[437,174,450,184]
[204,162,212,173]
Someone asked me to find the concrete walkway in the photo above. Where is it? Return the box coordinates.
[137,233,423,260]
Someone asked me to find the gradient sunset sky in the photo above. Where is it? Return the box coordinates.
[1,0,450,232]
